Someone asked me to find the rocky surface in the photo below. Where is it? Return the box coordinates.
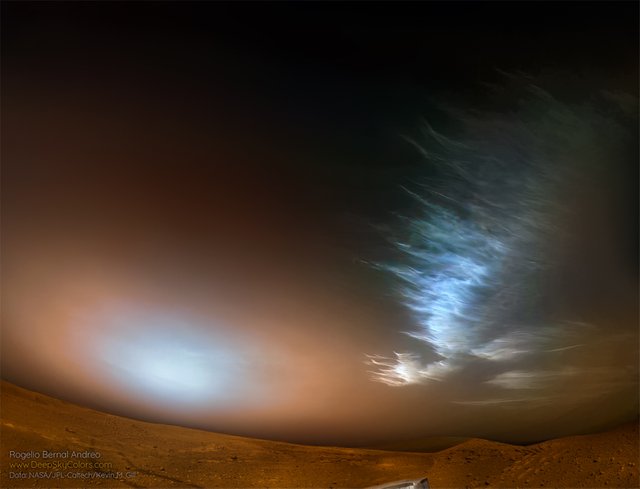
[1,381,638,488]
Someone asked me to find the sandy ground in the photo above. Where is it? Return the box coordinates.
[1,381,638,488]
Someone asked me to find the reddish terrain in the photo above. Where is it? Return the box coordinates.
[1,381,638,488]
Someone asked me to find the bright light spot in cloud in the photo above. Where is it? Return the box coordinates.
[366,353,453,385]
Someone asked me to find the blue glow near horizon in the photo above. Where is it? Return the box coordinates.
[88,310,261,406]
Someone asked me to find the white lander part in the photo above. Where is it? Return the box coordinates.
[366,476,430,489]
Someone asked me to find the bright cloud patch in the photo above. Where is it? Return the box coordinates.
[367,84,636,406]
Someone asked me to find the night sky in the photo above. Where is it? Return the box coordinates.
[2,2,638,446]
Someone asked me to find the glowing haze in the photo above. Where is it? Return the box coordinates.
[2,2,638,446]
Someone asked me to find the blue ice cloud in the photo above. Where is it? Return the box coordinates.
[367,83,637,406]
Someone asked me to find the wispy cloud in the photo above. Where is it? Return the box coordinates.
[366,82,638,414]
[365,353,452,386]
[485,368,579,390]
[452,397,555,407]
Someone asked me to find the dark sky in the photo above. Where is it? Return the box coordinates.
[2,1,638,446]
